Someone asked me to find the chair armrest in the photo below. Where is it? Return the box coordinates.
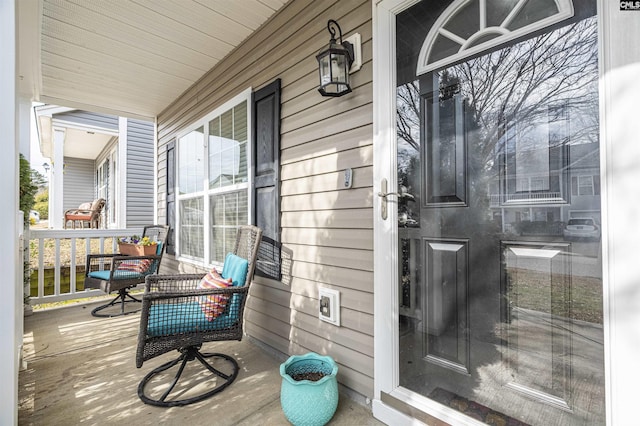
[143,274,206,293]
[143,286,248,304]
[143,276,248,300]
[65,209,94,217]
[85,253,122,273]
[86,254,115,275]
[86,253,119,261]
[85,254,161,276]
[85,253,159,263]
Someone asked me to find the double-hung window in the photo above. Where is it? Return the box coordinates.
[177,89,251,266]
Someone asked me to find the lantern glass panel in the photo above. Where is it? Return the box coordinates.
[330,52,348,84]
[319,54,331,86]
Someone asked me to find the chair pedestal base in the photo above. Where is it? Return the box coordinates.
[138,346,239,407]
[91,288,142,317]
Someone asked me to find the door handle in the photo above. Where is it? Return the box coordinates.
[379,178,389,220]
[377,189,415,199]
[378,179,415,220]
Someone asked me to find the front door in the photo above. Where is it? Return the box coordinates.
[374,1,605,425]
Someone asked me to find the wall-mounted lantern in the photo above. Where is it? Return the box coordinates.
[316,19,354,97]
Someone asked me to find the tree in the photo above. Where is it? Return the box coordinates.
[19,154,38,224]
[396,16,599,215]
[397,17,599,160]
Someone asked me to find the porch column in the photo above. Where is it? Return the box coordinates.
[0,0,20,423]
[118,117,128,227]
[50,128,65,229]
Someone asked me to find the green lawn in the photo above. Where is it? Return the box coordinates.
[507,267,603,324]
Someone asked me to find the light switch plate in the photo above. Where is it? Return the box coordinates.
[319,288,340,326]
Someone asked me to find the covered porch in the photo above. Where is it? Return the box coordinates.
[19,299,380,425]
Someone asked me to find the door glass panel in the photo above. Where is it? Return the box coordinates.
[442,0,479,40]
[508,0,560,31]
[424,78,466,205]
[396,1,604,424]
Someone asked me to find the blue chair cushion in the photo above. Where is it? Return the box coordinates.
[88,270,147,280]
[221,253,249,315]
[147,302,239,337]
[221,253,249,286]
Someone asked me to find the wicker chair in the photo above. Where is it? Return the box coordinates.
[136,225,262,407]
[84,225,169,317]
[64,198,105,229]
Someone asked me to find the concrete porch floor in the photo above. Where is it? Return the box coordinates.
[19,300,384,426]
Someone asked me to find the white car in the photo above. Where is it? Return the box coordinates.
[563,218,600,240]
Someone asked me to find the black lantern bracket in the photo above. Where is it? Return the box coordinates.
[325,20,362,74]
[343,32,362,73]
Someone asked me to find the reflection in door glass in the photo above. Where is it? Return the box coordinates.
[396,2,603,424]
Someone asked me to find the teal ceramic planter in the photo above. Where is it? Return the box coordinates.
[280,352,339,426]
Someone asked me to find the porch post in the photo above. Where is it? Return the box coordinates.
[0,0,20,423]
[118,117,128,227]
[50,128,65,228]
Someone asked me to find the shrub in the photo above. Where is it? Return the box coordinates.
[34,189,49,220]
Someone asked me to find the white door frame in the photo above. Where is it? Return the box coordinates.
[372,0,640,424]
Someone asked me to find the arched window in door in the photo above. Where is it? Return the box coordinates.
[417,0,574,75]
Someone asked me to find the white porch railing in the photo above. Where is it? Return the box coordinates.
[489,192,563,206]
[27,228,143,304]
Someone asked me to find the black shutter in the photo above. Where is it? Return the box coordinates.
[166,140,176,255]
[252,79,281,280]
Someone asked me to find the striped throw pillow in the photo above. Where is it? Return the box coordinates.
[197,269,233,320]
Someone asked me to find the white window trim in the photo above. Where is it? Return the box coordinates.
[175,88,253,268]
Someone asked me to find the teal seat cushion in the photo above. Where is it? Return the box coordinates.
[88,270,147,280]
[147,302,239,337]
[146,254,247,337]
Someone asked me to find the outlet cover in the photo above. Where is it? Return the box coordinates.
[319,287,340,326]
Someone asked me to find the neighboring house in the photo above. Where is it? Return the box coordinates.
[5,1,640,425]
[35,106,155,229]
[488,141,602,236]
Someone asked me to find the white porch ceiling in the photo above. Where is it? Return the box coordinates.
[18,0,288,119]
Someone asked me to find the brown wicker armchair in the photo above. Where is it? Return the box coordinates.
[84,225,169,317]
[136,225,262,407]
[64,198,105,229]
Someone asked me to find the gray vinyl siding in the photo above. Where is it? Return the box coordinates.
[126,118,155,227]
[54,110,119,131]
[62,157,95,210]
[156,0,373,398]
